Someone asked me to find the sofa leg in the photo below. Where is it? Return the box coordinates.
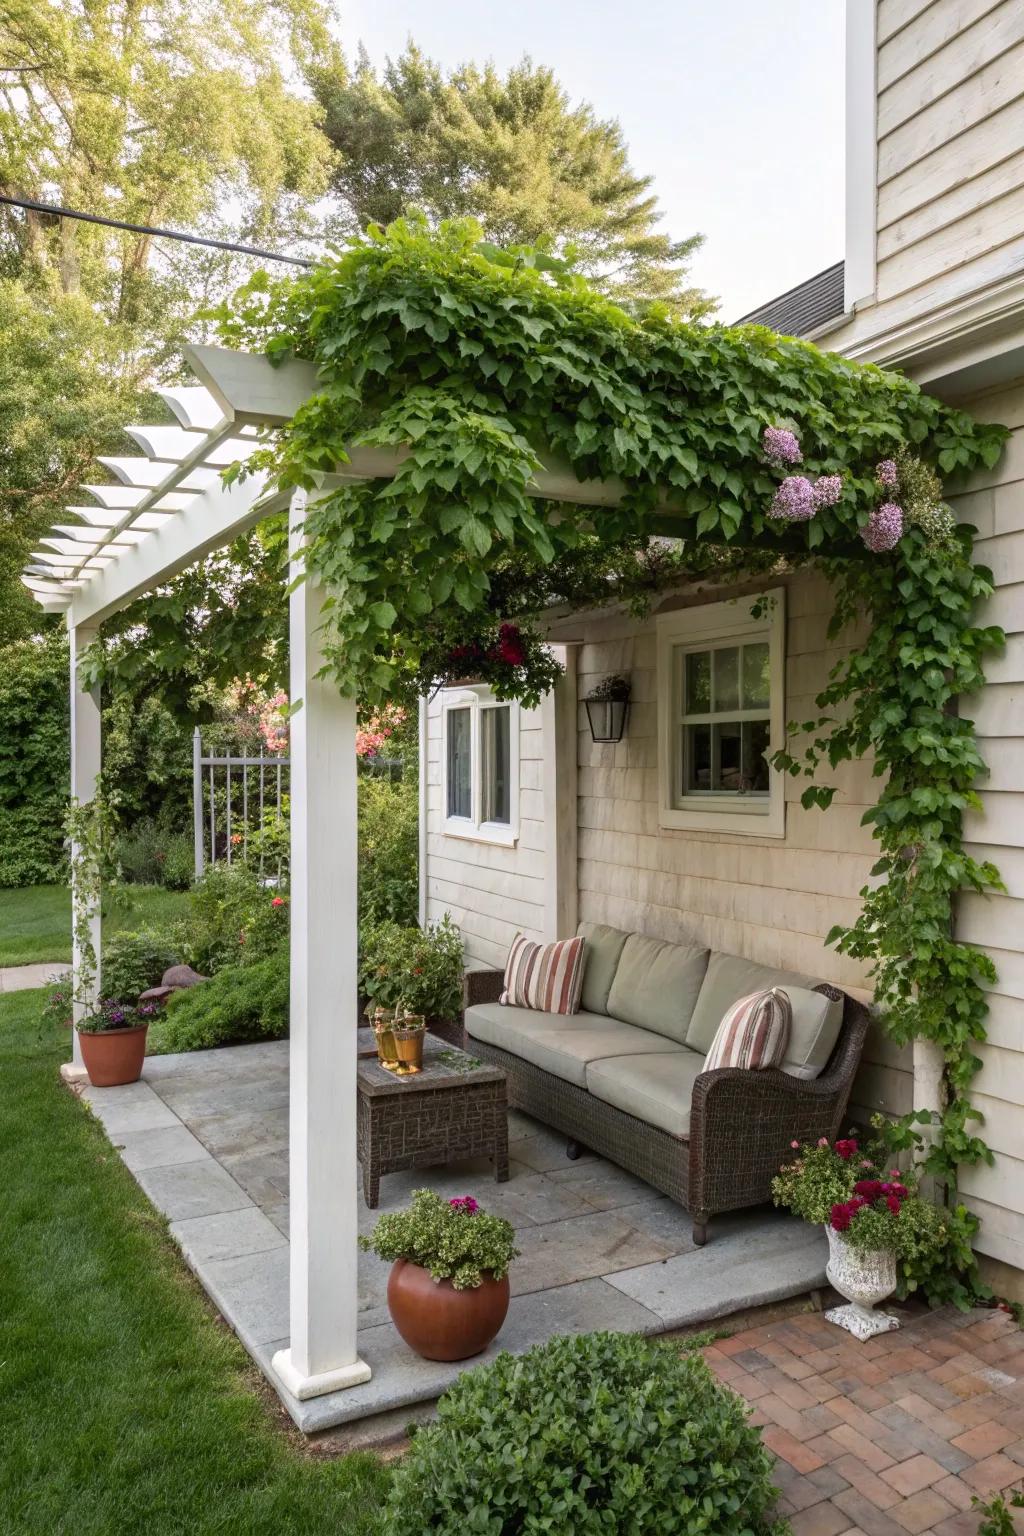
[566,1138,587,1161]
[692,1213,709,1247]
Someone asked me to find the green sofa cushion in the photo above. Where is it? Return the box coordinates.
[585,1048,705,1138]
[464,1001,683,1089]
[576,922,630,1015]
[686,953,843,1078]
[605,934,710,1045]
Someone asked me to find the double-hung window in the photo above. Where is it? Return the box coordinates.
[442,687,519,845]
[656,589,785,837]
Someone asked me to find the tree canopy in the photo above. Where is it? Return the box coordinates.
[312,44,710,318]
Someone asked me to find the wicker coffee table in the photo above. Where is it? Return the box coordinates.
[355,1029,509,1208]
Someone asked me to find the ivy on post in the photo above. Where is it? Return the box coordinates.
[215,213,1007,1260]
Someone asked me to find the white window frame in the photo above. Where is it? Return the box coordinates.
[440,685,520,847]
[656,588,786,838]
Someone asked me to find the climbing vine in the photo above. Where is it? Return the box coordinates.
[218,214,1007,1202]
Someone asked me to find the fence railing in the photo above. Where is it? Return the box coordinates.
[192,728,289,881]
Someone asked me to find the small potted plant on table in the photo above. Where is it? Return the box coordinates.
[361,1188,519,1361]
[773,1134,926,1339]
[75,999,159,1086]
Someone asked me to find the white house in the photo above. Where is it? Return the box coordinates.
[419,0,1024,1297]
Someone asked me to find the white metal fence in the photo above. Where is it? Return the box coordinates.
[192,727,289,880]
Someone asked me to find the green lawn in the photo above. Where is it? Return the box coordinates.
[0,885,192,967]
[0,987,392,1534]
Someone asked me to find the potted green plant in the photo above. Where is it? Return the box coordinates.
[773,1135,929,1339]
[360,1188,519,1361]
[74,999,160,1086]
[359,916,466,1047]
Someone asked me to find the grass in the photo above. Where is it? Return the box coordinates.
[0,885,192,967]
[0,987,392,1534]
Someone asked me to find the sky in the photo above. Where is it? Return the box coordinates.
[341,0,846,321]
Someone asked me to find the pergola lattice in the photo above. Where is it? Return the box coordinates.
[22,342,649,1408]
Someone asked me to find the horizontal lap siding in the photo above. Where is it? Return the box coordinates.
[423,700,545,968]
[574,568,911,1125]
[829,1,1024,351]
[949,380,1024,1271]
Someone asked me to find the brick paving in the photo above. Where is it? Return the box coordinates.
[702,1305,1024,1536]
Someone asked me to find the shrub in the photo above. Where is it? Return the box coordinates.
[113,818,194,889]
[159,834,195,891]
[102,929,179,1003]
[358,773,418,924]
[0,632,69,886]
[113,819,165,884]
[385,1331,784,1535]
[150,947,288,1054]
[174,864,286,974]
[359,915,464,1019]
[360,1189,518,1290]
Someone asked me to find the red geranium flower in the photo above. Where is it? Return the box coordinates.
[830,1203,852,1233]
[271,896,285,908]
[886,1195,902,1215]
[854,1179,882,1200]
[835,1138,859,1160]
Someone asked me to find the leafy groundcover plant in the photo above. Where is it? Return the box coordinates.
[772,1131,983,1308]
[359,1189,517,1289]
[150,948,288,1054]
[385,1331,785,1535]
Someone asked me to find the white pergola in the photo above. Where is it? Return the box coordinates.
[24,341,654,1405]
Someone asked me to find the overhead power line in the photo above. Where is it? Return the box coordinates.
[0,192,315,268]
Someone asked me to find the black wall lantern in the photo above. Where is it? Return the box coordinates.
[584,675,631,744]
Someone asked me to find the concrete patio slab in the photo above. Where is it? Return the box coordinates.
[77,1036,829,1433]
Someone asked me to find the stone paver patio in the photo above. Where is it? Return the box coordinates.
[702,1304,1024,1536]
[79,1036,829,1431]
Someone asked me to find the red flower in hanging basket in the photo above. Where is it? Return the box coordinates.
[496,623,527,667]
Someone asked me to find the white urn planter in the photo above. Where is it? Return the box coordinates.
[824,1226,901,1340]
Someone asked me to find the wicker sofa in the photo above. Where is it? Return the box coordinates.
[464,923,869,1245]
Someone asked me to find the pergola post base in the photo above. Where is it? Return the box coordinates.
[270,1347,372,1402]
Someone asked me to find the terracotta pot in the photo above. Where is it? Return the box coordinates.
[387,1258,510,1361]
[78,1023,149,1087]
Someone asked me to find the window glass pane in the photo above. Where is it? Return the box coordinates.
[481,706,511,825]
[682,720,770,797]
[446,708,472,819]
[713,647,739,712]
[716,720,742,790]
[685,650,711,713]
[742,719,771,792]
[683,724,712,793]
[742,642,770,709]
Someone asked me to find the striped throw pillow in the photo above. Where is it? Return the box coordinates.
[500,934,586,1015]
[703,987,792,1072]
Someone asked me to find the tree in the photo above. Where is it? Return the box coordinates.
[0,0,335,638]
[311,45,712,318]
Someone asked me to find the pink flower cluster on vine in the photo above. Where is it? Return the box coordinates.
[762,426,802,465]
[862,502,904,552]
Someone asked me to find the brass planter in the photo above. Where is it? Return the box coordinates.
[392,1019,425,1074]
[371,1008,401,1071]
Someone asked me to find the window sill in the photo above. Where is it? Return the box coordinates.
[442,819,519,849]
[659,800,786,839]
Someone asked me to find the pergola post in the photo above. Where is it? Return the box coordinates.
[271,490,371,1401]
[69,621,102,1069]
